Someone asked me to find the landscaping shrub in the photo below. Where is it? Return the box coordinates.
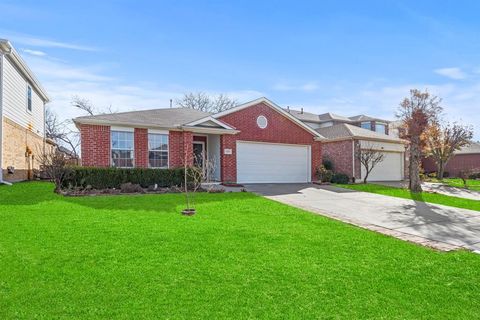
[322,158,334,171]
[62,167,187,190]
[331,173,350,184]
[315,165,333,183]
[469,171,480,180]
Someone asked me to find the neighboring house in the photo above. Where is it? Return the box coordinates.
[74,97,406,183]
[422,142,480,177]
[0,40,50,182]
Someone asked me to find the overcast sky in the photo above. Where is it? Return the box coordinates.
[1,0,479,139]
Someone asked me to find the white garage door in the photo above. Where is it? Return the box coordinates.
[237,141,310,183]
[361,151,403,181]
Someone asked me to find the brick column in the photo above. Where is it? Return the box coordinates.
[80,124,110,167]
[220,134,237,183]
[134,128,148,168]
[168,131,193,167]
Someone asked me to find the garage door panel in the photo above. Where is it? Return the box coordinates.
[362,151,403,181]
[237,142,310,183]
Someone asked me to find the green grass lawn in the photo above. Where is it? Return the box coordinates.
[440,178,480,191]
[338,183,480,212]
[1,182,480,319]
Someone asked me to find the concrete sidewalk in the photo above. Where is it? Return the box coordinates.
[245,183,480,252]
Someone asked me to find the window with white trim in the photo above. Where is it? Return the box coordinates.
[27,85,32,112]
[148,133,168,168]
[111,131,134,167]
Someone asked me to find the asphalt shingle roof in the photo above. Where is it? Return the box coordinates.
[316,123,404,143]
[74,108,211,128]
[456,142,480,155]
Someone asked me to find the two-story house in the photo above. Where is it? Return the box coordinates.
[0,40,50,183]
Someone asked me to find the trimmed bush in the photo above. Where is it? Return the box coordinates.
[331,173,350,184]
[62,167,187,190]
[322,158,334,171]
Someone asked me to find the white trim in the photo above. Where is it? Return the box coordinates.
[148,129,169,135]
[185,116,236,130]
[0,53,3,182]
[147,132,169,169]
[180,126,239,135]
[193,140,206,172]
[0,40,49,102]
[212,97,325,139]
[111,126,134,132]
[256,115,268,129]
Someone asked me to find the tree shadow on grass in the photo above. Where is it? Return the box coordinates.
[62,191,258,214]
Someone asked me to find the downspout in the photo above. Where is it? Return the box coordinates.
[0,52,11,185]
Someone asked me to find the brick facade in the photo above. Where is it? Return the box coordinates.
[134,128,148,168]
[422,154,480,177]
[322,140,358,179]
[80,124,111,167]
[218,102,322,182]
[2,117,45,181]
[168,131,193,167]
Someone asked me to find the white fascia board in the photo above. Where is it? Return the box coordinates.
[180,126,239,135]
[213,97,325,139]
[184,116,236,130]
[0,40,49,102]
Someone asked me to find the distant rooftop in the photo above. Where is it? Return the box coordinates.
[284,108,390,124]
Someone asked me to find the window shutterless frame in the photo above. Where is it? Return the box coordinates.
[26,85,32,113]
[148,133,169,168]
[111,130,135,168]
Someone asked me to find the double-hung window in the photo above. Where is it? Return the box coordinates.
[111,130,134,167]
[148,133,168,168]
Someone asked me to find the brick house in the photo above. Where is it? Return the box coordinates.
[74,97,407,183]
[0,40,50,183]
[422,142,480,177]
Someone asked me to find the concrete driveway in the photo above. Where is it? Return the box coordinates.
[245,183,480,252]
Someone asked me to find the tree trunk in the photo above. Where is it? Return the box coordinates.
[409,141,423,193]
[438,163,445,180]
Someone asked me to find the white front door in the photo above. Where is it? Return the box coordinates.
[236,141,311,183]
[362,151,403,181]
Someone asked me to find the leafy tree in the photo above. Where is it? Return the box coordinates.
[424,122,473,179]
[397,89,442,192]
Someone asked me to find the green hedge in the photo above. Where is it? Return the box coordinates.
[62,167,187,189]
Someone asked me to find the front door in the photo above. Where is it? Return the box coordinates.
[193,141,205,170]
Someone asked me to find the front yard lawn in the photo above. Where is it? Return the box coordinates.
[441,178,480,191]
[339,183,480,212]
[1,182,480,319]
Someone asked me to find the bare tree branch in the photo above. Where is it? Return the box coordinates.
[357,143,385,183]
[71,95,95,116]
[175,92,237,113]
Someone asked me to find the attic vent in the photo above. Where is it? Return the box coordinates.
[256,115,268,129]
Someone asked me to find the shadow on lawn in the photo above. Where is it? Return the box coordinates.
[62,191,258,213]
[0,181,258,212]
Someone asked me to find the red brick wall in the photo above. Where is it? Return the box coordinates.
[422,154,480,177]
[80,124,110,167]
[322,140,355,178]
[168,130,193,167]
[218,102,322,182]
[134,128,148,168]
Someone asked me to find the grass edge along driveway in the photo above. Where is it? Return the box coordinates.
[1,182,480,319]
[338,183,480,212]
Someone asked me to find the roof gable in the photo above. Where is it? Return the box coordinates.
[213,97,325,139]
